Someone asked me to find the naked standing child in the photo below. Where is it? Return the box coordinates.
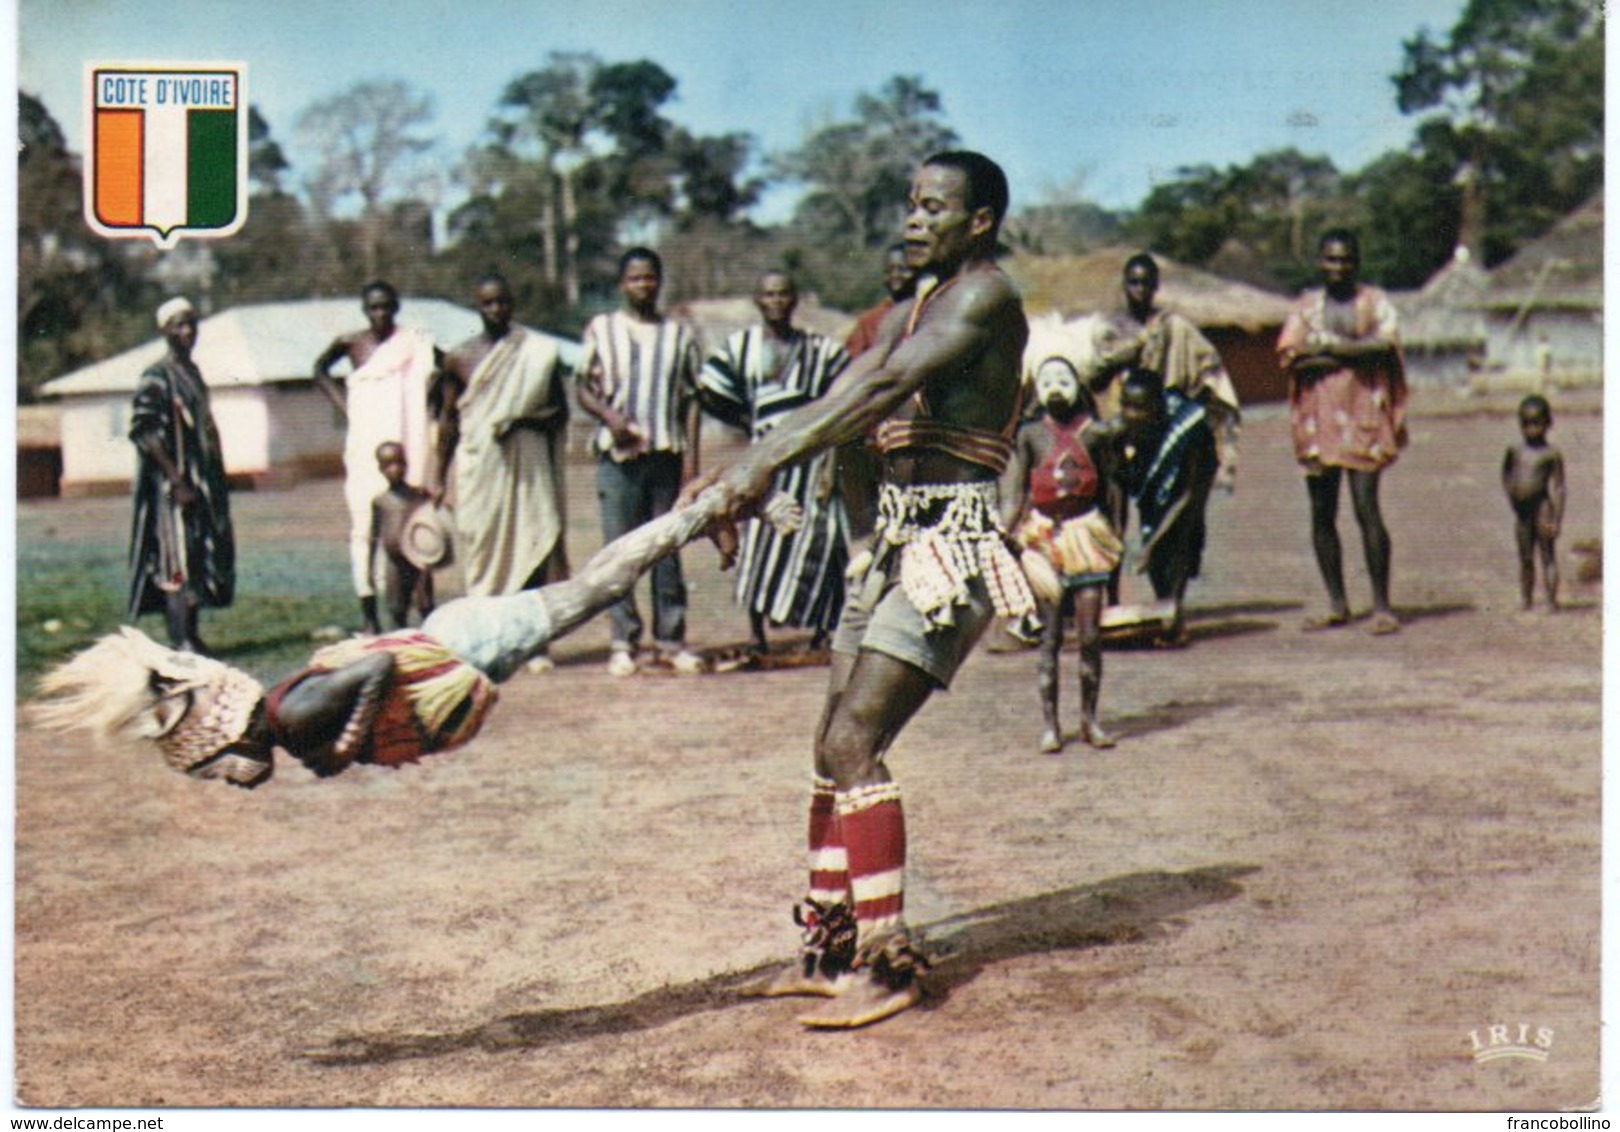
[1501,394,1566,611]
[369,441,435,631]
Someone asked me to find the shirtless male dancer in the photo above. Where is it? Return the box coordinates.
[45,150,1029,1032]
[692,150,1036,1029]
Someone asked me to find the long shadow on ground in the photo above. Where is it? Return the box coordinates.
[1189,600,1305,619]
[1391,602,1474,625]
[302,863,1257,1067]
[1109,617,1278,652]
[1105,697,1234,740]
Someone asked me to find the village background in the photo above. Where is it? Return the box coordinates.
[10,0,1608,1121]
[17,0,1603,503]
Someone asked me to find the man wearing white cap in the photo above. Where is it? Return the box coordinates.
[128,297,235,653]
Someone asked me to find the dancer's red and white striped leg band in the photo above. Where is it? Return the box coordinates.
[837,781,906,936]
[807,774,848,905]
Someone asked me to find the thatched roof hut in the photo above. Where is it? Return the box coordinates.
[1005,247,1293,333]
[1478,194,1602,314]
[1390,250,1490,386]
[1399,251,1490,347]
[1475,195,1604,380]
[1005,248,1296,403]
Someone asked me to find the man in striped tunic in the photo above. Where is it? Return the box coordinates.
[698,271,851,654]
[576,248,705,676]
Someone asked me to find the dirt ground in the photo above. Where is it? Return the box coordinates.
[12,393,1604,1112]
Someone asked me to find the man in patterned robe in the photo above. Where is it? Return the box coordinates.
[1277,228,1407,635]
[699,270,851,652]
[127,297,234,653]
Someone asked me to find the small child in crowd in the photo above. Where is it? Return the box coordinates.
[369,441,436,631]
[1501,394,1566,611]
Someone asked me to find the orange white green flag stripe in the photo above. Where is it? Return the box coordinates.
[86,64,249,247]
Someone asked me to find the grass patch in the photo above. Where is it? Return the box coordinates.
[17,506,361,697]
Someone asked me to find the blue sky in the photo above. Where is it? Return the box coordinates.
[19,0,1468,219]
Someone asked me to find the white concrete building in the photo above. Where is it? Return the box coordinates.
[39,297,580,496]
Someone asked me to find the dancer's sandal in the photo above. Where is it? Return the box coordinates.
[797,930,930,1029]
[741,899,857,999]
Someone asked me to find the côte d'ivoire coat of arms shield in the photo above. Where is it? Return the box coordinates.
[84,62,250,248]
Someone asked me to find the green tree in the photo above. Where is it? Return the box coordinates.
[1394,0,1603,264]
[489,52,598,306]
[1345,142,1464,290]
[655,128,769,301]
[1225,149,1341,265]
[774,75,958,253]
[453,54,766,318]
[1004,171,1123,257]
[474,54,687,309]
[212,106,336,304]
[17,92,151,399]
[247,105,289,194]
[770,76,958,308]
[1129,164,1238,268]
[1127,149,1349,291]
[669,128,762,228]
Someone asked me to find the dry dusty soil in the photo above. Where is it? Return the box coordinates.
[12,394,1604,1112]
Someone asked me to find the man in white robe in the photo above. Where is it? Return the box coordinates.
[313,282,440,634]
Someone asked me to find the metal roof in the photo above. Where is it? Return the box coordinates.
[40,296,581,398]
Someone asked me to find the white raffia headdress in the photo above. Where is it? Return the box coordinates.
[31,627,270,787]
